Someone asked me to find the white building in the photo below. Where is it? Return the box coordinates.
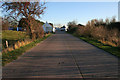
[53,27,56,33]
[43,22,53,33]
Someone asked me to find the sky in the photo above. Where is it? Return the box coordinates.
[0,2,118,27]
[39,2,118,27]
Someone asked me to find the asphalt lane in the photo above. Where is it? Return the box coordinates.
[2,31,118,79]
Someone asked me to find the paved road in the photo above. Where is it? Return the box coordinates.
[2,31,118,79]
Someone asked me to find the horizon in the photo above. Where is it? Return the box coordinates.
[40,2,118,27]
[0,2,119,27]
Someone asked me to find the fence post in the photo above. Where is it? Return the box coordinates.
[6,40,8,48]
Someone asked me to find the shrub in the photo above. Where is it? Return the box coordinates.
[91,26,108,41]
[67,21,78,33]
[69,17,120,47]
[18,17,44,40]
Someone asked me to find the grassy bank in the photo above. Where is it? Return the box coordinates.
[2,34,51,66]
[2,30,28,40]
[2,30,29,50]
[72,34,120,58]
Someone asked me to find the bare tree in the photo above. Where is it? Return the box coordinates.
[1,2,46,39]
[1,2,46,20]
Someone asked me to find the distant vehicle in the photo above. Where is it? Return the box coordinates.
[60,26,65,31]
[60,28,65,31]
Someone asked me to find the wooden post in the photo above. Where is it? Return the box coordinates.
[6,40,8,48]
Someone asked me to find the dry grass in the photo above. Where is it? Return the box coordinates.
[74,18,120,47]
[2,33,52,66]
[68,18,120,57]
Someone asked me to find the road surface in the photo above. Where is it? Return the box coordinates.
[2,31,118,79]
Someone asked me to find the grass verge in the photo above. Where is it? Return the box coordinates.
[2,34,51,66]
[72,34,120,58]
[2,30,28,40]
[2,30,29,50]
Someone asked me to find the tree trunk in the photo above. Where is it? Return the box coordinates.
[26,17,33,40]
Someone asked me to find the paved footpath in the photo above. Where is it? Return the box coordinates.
[2,31,118,79]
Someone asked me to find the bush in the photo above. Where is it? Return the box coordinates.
[91,26,108,41]
[67,21,78,33]
[18,17,44,40]
[70,18,120,47]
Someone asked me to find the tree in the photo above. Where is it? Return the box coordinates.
[2,18,10,30]
[49,23,53,27]
[78,24,84,27]
[1,2,46,20]
[67,20,77,27]
[67,20,77,33]
[105,18,110,25]
[1,2,46,40]
[62,26,65,28]
[110,17,116,23]
[86,21,91,27]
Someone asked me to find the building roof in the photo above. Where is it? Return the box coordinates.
[43,22,52,28]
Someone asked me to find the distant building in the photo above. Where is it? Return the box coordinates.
[42,22,53,33]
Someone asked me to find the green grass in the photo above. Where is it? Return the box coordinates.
[72,33,120,58]
[2,34,51,66]
[2,30,29,49]
[2,30,28,40]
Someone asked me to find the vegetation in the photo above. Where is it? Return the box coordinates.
[75,35,120,58]
[2,30,28,40]
[2,34,51,66]
[1,2,46,40]
[67,20,78,34]
[2,18,10,30]
[67,18,120,58]
[18,17,45,40]
[1,2,47,50]
[2,30,29,49]
[1,2,53,66]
